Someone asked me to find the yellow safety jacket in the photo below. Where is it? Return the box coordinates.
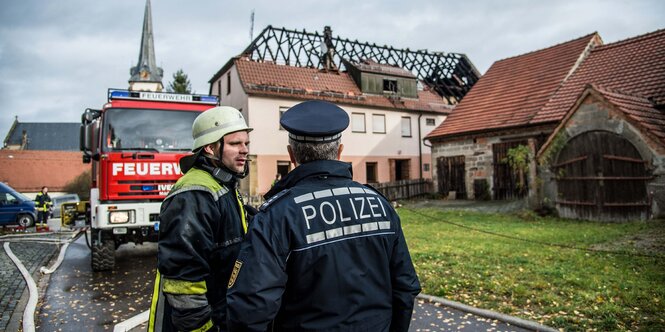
[34,192,52,212]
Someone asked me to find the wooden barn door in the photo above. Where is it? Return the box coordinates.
[436,156,466,199]
[493,141,528,200]
[554,131,650,221]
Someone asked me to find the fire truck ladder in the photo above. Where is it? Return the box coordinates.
[241,25,480,104]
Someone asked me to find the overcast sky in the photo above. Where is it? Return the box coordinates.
[1,0,663,139]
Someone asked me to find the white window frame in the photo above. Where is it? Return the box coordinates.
[401,116,412,137]
[352,113,366,133]
[372,114,386,134]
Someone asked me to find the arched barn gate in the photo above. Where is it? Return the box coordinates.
[553,131,651,221]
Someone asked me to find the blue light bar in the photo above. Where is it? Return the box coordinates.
[199,95,219,104]
[108,89,219,105]
[109,90,131,99]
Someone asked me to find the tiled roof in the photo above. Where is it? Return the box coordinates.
[234,58,451,113]
[4,122,80,151]
[425,33,599,140]
[532,29,665,126]
[597,86,665,146]
[577,84,664,146]
[0,150,90,192]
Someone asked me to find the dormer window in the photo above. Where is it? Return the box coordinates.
[383,79,397,93]
[344,59,417,98]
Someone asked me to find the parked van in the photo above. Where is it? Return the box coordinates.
[51,194,81,218]
[0,182,37,227]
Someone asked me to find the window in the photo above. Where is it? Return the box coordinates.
[0,192,18,205]
[103,108,198,152]
[426,118,435,126]
[366,162,378,183]
[226,73,231,95]
[423,163,430,172]
[279,107,289,130]
[277,161,291,177]
[401,117,412,137]
[352,113,366,133]
[383,79,397,93]
[372,114,385,134]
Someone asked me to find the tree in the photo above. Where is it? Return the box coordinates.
[505,144,531,191]
[167,69,192,94]
[63,169,92,200]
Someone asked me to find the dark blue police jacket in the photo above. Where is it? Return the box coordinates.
[227,160,421,332]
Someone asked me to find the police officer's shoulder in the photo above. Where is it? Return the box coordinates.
[259,188,292,212]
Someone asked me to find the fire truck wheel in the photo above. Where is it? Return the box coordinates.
[91,234,116,271]
[17,214,35,228]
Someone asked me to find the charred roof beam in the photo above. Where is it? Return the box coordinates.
[242,26,480,104]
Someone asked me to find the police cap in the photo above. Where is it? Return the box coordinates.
[280,100,349,143]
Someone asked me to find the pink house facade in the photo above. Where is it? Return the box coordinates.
[210,58,451,197]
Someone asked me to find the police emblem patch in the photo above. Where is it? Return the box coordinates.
[228,260,243,288]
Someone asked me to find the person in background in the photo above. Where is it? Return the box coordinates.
[271,173,282,187]
[149,106,252,332]
[34,186,52,228]
[227,100,421,331]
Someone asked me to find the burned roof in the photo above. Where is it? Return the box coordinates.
[211,25,479,104]
[345,59,416,79]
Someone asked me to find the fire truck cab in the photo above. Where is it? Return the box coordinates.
[80,89,218,271]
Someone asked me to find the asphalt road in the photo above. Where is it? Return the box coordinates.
[410,300,532,332]
[36,235,157,331]
[31,231,539,331]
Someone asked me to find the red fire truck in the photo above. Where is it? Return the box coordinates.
[80,89,218,271]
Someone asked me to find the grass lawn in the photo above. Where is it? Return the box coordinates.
[399,204,665,331]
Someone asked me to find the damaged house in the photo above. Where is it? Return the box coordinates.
[208,26,480,197]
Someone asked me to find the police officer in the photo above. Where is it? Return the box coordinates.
[149,106,252,332]
[227,100,421,331]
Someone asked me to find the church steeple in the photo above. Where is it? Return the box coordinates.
[129,0,164,92]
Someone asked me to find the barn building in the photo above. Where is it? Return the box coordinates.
[426,29,665,221]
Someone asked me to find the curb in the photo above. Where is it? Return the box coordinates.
[417,294,559,332]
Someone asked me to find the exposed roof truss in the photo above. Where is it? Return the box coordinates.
[242,26,480,103]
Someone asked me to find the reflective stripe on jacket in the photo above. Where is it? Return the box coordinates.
[34,192,52,211]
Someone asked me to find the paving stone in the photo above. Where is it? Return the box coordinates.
[0,237,59,330]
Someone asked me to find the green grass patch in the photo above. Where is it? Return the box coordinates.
[400,206,665,331]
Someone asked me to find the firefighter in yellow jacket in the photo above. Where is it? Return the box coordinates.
[149,106,252,332]
[34,186,52,227]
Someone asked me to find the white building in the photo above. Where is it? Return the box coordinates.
[209,57,450,197]
[207,26,479,198]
